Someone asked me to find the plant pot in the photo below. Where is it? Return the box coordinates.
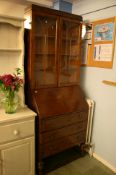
[2,92,19,114]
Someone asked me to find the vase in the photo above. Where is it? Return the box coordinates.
[2,91,19,114]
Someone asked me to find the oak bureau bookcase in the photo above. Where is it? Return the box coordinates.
[24,4,88,174]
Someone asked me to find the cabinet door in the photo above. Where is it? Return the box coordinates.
[0,157,1,175]
[1,138,34,175]
[59,18,82,86]
[32,14,58,88]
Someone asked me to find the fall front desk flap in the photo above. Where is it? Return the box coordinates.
[34,85,88,118]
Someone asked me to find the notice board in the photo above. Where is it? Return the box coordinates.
[87,17,116,68]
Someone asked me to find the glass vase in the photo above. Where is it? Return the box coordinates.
[2,91,19,114]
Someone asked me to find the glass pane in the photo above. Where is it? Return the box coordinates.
[59,19,81,85]
[32,15,57,87]
[34,55,56,86]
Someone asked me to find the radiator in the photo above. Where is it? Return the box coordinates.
[86,98,95,148]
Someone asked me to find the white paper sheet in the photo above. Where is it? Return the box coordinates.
[93,44,112,61]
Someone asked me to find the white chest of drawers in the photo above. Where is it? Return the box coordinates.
[0,107,36,175]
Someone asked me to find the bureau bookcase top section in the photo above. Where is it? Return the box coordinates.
[25,4,83,89]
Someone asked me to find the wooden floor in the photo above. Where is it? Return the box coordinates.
[43,148,115,175]
[47,155,115,175]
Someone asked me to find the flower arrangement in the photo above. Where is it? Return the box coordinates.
[0,68,23,113]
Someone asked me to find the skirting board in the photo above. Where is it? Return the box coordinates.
[93,153,116,173]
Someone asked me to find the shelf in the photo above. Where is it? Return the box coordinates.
[62,67,77,71]
[61,68,77,76]
[35,68,55,72]
[0,15,24,28]
[33,52,55,55]
[61,54,79,56]
[34,34,56,38]
[62,37,79,41]
[61,71,71,76]
[0,48,22,52]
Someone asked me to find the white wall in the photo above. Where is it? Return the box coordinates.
[73,0,116,171]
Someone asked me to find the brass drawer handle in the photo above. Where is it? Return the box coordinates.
[34,90,38,94]
[13,130,19,136]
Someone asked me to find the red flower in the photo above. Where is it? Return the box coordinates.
[0,69,23,93]
[0,74,13,87]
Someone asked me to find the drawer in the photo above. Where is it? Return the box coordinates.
[0,120,34,144]
[41,121,87,144]
[41,130,86,158]
[40,111,88,132]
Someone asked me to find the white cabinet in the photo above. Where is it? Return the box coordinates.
[0,15,24,106]
[0,107,36,175]
[1,138,34,175]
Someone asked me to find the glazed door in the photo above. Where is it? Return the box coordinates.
[59,18,82,86]
[32,14,58,88]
